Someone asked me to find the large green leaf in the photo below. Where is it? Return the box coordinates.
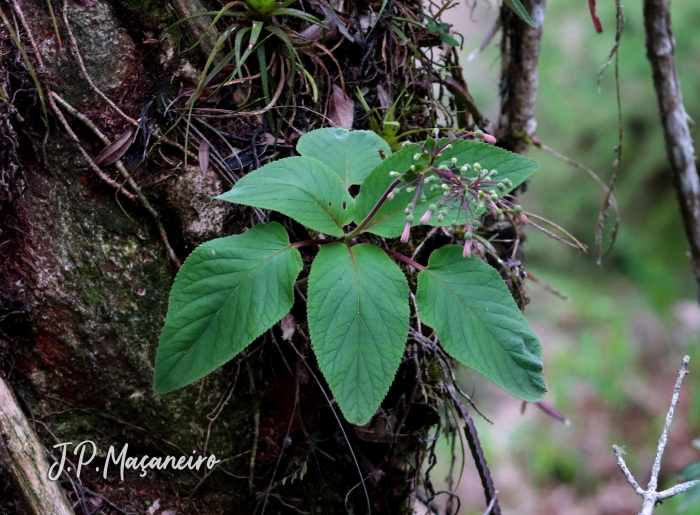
[352,146,420,238]
[217,156,355,237]
[296,128,392,188]
[154,223,303,394]
[307,243,409,424]
[354,139,538,238]
[434,139,538,191]
[416,247,546,401]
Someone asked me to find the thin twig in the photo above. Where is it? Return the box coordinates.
[524,212,588,252]
[613,445,645,496]
[62,0,138,126]
[448,389,501,515]
[595,0,624,263]
[613,356,694,514]
[483,491,499,515]
[48,94,135,198]
[532,140,620,238]
[51,92,181,267]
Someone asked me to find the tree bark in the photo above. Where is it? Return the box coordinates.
[643,0,700,302]
[497,0,546,155]
[0,0,436,513]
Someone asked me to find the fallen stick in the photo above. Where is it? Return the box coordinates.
[0,376,74,515]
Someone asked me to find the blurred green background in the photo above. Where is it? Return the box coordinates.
[431,0,700,513]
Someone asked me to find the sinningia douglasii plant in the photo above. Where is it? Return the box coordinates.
[153,128,546,425]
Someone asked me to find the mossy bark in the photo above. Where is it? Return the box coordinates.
[0,0,434,513]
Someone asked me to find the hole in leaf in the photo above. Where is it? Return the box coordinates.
[329,202,333,207]
[342,201,347,209]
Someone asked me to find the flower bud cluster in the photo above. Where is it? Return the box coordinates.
[391,130,525,253]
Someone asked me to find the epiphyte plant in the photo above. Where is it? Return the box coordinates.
[153,127,547,425]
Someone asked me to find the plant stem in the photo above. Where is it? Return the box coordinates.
[382,248,426,271]
[291,239,335,248]
[344,178,402,240]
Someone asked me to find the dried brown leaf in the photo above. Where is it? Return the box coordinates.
[376,84,391,110]
[329,84,354,128]
[94,129,134,166]
[198,140,210,177]
[280,313,296,341]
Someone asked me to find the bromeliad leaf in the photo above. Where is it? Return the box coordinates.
[503,0,536,27]
[217,156,355,237]
[297,128,392,188]
[416,246,546,401]
[154,223,303,394]
[307,243,409,425]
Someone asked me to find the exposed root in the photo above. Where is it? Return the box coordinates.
[51,92,181,267]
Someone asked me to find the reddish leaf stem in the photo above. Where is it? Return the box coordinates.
[382,248,426,271]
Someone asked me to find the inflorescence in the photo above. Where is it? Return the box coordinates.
[392,130,527,258]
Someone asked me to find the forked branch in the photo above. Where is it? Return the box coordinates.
[613,356,698,514]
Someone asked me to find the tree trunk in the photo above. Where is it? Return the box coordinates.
[0,0,444,513]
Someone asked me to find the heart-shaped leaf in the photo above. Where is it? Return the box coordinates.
[154,223,303,394]
[416,246,546,401]
[297,128,392,188]
[307,243,409,424]
[217,156,355,237]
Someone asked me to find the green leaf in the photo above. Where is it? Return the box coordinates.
[217,156,355,237]
[439,32,461,47]
[353,145,419,238]
[154,223,303,394]
[503,0,536,27]
[307,243,409,424]
[681,461,700,482]
[296,128,392,188]
[435,139,538,191]
[416,247,546,401]
[354,139,538,238]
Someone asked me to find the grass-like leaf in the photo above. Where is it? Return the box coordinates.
[217,156,355,236]
[154,223,302,394]
[297,128,392,188]
[416,246,546,401]
[504,0,536,27]
[307,243,410,424]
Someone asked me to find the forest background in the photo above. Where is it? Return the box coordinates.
[442,0,700,513]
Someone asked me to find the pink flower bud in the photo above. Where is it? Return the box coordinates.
[463,240,472,259]
[487,201,499,216]
[419,210,434,225]
[482,133,497,145]
[400,220,412,243]
[516,212,529,225]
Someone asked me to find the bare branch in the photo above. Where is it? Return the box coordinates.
[613,356,693,515]
[644,0,700,302]
[657,480,699,501]
[612,445,645,496]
